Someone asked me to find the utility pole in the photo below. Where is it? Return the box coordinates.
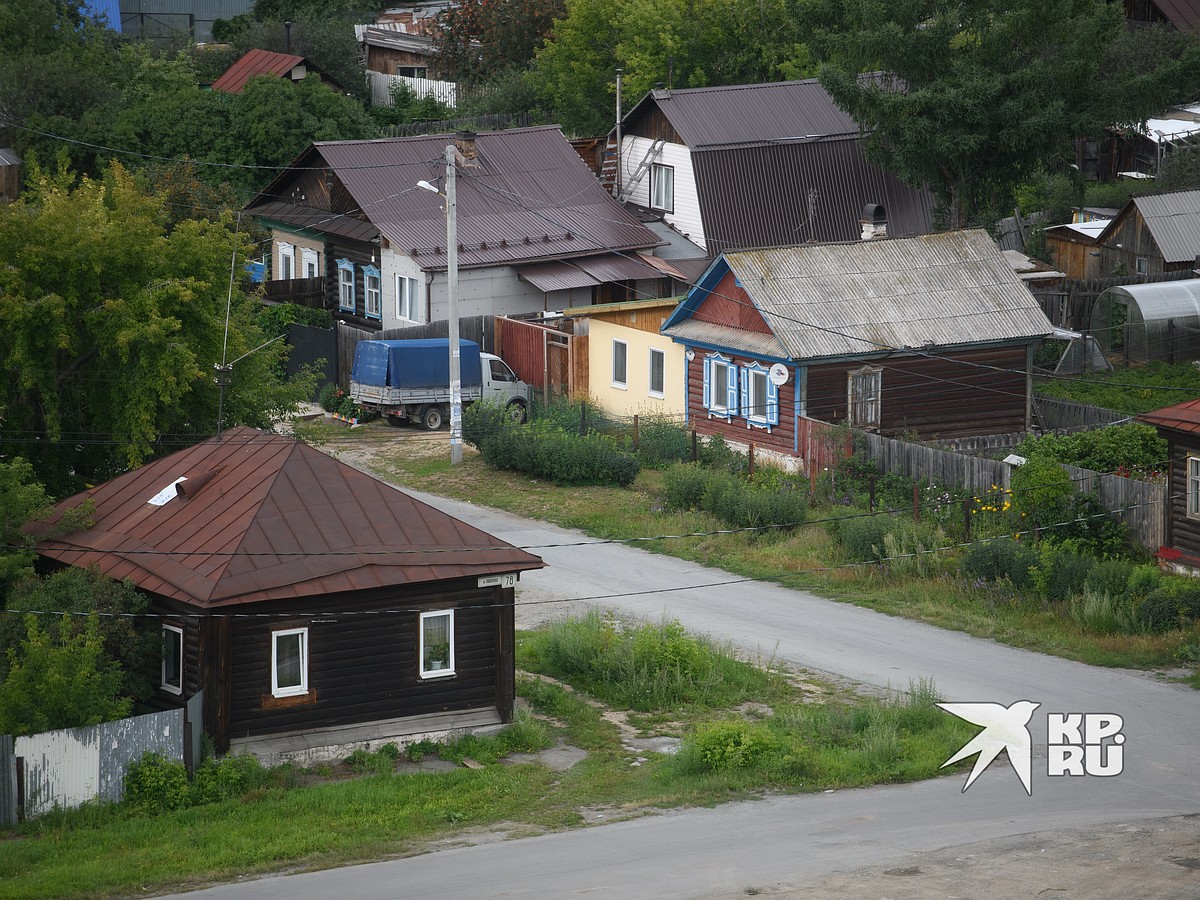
[445,142,462,465]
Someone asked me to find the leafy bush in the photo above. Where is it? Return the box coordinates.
[473,418,640,487]
[830,510,890,563]
[962,538,1037,588]
[463,399,510,449]
[1126,565,1164,601]
[697,433,747,475]
[1083,559,1135,600]
[662,463,709,511]
[189,754,266,805]
[1032,543,1096,604]
[1015,424,1166,480]
[124,753,190,814]
[345,747,394,775]
[1137,581,1200,632]
[1010,455,1075,535]
[317,381,338,412]
[881,520,946,577]
[1056,492,1129,557]
[630,417,693,468]
[688,720,777,770]
[661,464,806,530]
[1070,590,1142,634]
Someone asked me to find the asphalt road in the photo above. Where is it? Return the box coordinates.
[174,489,1200,899]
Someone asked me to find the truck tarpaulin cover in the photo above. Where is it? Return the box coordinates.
[350,339,483,389]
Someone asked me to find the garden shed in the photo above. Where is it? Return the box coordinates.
[1090,279,1200,364]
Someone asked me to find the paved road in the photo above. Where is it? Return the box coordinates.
[177,490,1200,899]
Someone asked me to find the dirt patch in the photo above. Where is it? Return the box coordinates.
[732,815,1200,899]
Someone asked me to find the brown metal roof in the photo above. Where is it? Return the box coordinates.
[29,427,544,608]
[1139,398,1200,434]
[694,136,934,254]
[250,127,661,272]
[1152,0,1200,31]
[246,199,380,244]
[211,49,308,94]
[624,81,859,149]
[516,252,667,292]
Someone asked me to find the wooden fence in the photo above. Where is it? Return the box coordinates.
[859,431,1165,550]
[1033,397,1131,431]
[494,316,583,401]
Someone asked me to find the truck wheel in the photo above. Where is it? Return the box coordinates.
[505,399,528,424]
[385,414,405,427]
[421,406,445,430]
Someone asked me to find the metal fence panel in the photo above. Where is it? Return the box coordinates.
[98,709,184,803]
[0,735,15,827]
[14,725,101,819]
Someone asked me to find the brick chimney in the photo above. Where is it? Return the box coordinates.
[860,203,888,240]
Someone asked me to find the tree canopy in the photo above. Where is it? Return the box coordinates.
[0,161,316,494]
[807,1,1200,227]
[529,0,813,136]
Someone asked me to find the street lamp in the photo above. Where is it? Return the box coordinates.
[419,142,464,465]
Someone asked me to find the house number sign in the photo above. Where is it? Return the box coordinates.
[478,573,517,589]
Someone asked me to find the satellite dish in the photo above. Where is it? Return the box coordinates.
[768,363,789,386]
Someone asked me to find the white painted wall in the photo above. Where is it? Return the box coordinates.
[381,248,429,329]
[619,136,706,252]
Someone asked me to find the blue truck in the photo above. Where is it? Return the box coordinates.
[349,338,531,430]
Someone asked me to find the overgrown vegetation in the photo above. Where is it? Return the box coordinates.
[1034,362,1200,415]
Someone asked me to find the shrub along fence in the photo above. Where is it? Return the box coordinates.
[859,432,1165,551]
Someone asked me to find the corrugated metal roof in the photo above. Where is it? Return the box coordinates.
[361,26,436,53]
[0,148,19,166]
[29,427,544,608]
[247,199,379,244]
[693,137,934,253]
[1140,398,1200,433]
[665,230,1053,361]
[250,127,660,271]
[516,252,667,291]
[1130,191,1200,264]
[1152,0,1200,31]
[625,80,858,149]
[211,48,307,94]
[516,261,599,292]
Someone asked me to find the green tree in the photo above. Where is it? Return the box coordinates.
[435,0,566,86]
[0,613,131,736]
[0,161,316,494]
[807,1,1200,228]
[530,0,813,136]
[1,568,158,705]
[0,458,52,594]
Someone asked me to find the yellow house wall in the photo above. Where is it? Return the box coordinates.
[587,319,687,418]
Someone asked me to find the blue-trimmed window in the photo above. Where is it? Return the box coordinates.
[337,258,355,311]
[741,363,779,428]
[702,353,738,417]
[363,265,381,319]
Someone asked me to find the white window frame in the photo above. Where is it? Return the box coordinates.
[363,264,381,319]
[648,347,665,398]
[395,274,419,322]
[271,627,308,698]
[301,247,319,279]
[161,624,183,695]
[741,363,779,428]
[848,365,883,431]
[419,609,455,679]
[1188,456,1200,519]
[650,163,674,212]
[337,259,355,311]
[612,339,628,389]
[703,352,738,418]
[277,242,295,281]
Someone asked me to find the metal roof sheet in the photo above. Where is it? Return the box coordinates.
[246,199,380,244]
[516,260,599,292]
[29,427,544,608]
[1152,0,1200,31]
[666,230,1053,362]
[515,252,665,292]
[211,48,307,94]
[692,137,934,254]
[625,80,859,149]
[1140,398,1200,434]
[252,127,660,270]
[1130,191,1200,264]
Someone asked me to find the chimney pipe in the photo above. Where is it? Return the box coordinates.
[284,21,292,53]
[455,130,478,165]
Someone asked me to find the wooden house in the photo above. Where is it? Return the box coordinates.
[247,127,669,334]
[1139,399,1200,574]
[614,80,934,257]
[0,148,19,205]
[1089,190,1200,278]
[28,427,544,762]
[660,231,1055,470]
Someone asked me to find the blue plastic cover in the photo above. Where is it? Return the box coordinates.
[351,339,482,389]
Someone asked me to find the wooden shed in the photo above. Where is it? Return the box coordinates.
[1140,399,1200,575]
[29,427,544,761]
[0,148,20,205]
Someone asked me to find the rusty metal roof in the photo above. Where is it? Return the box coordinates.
[694,137,935,254]
[29,427,544,608]
[625,81,859,149]
[250,127,660,271]
[1140,398,1200,434]
[1126,191,1200,264]
[664,230,1053,361]
[211,48,308,94]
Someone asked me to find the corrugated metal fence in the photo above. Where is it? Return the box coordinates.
[368,71,458,108]
[1,703,198,823]
[860,432,1164,550]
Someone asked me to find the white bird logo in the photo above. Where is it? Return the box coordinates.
[938,700,1041,795]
